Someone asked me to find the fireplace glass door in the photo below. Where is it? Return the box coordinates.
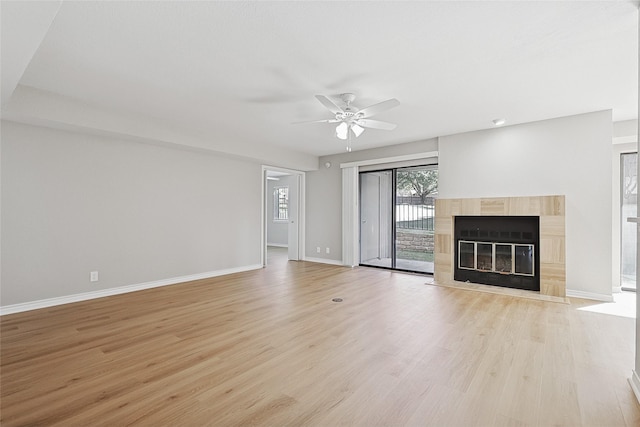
[515,245,534,275]
[456,240,535,279]
[459,242,475,269]
[495,244,512,273]
[476,243,493,271]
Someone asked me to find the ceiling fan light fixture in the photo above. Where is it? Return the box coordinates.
[351,123,364,137]
[336,122,348,140]
[298,94,399,149]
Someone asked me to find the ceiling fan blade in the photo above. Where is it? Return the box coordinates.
[292,118,340,125]
[315,95,344,114]
[356,119,397,130]
[357,98,400,118]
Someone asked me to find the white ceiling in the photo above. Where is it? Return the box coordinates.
[1,1,638,163]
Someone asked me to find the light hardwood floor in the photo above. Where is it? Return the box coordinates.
[2,249,639,426]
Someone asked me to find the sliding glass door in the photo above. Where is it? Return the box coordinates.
[621,152,637,291]
[359,166,437,274]
[360,171,393,269]
[395,167,436,273]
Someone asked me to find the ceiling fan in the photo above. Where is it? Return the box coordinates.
[295,93,400,151]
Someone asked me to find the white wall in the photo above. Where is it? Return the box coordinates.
[614,119,639,143]
[1,121,263,307]
[439,110,613,299]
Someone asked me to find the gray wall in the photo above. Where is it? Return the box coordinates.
[439,110,613,298]
[1,121,262,306]
[305,138,439,262]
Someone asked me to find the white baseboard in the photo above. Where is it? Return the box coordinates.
[630,370,640,404]
[565,289,614,302]
[267,243,288,248]
[303,256,344,266]
[0,264,263,316]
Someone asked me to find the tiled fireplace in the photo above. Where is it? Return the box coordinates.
[434,196,566,298]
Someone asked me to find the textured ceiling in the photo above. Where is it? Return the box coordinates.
[1,1,638,160]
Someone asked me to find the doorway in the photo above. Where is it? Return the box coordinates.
[262,166,305,266]
[359,165,437,273]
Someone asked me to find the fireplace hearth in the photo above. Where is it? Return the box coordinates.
[454,216,540,291]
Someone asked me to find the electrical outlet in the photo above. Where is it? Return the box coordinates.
[316,247,321,253]
[90,271,99,282]
[326,247,330,254]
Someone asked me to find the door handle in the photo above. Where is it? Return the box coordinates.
[627,217,639,223]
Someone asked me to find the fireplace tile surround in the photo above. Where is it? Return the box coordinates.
[434,196,566,298]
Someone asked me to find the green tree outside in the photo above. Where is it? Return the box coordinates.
[396,169,438,203]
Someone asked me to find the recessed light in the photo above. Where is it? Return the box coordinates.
[493,118,506,126]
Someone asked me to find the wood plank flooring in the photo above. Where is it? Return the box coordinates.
[2,249,639,426]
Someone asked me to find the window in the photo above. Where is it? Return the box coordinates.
[274,187,289,221]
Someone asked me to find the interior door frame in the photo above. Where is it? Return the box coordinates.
[261,165,306,266]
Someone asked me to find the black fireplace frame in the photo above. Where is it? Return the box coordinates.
[453,216,540,292]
